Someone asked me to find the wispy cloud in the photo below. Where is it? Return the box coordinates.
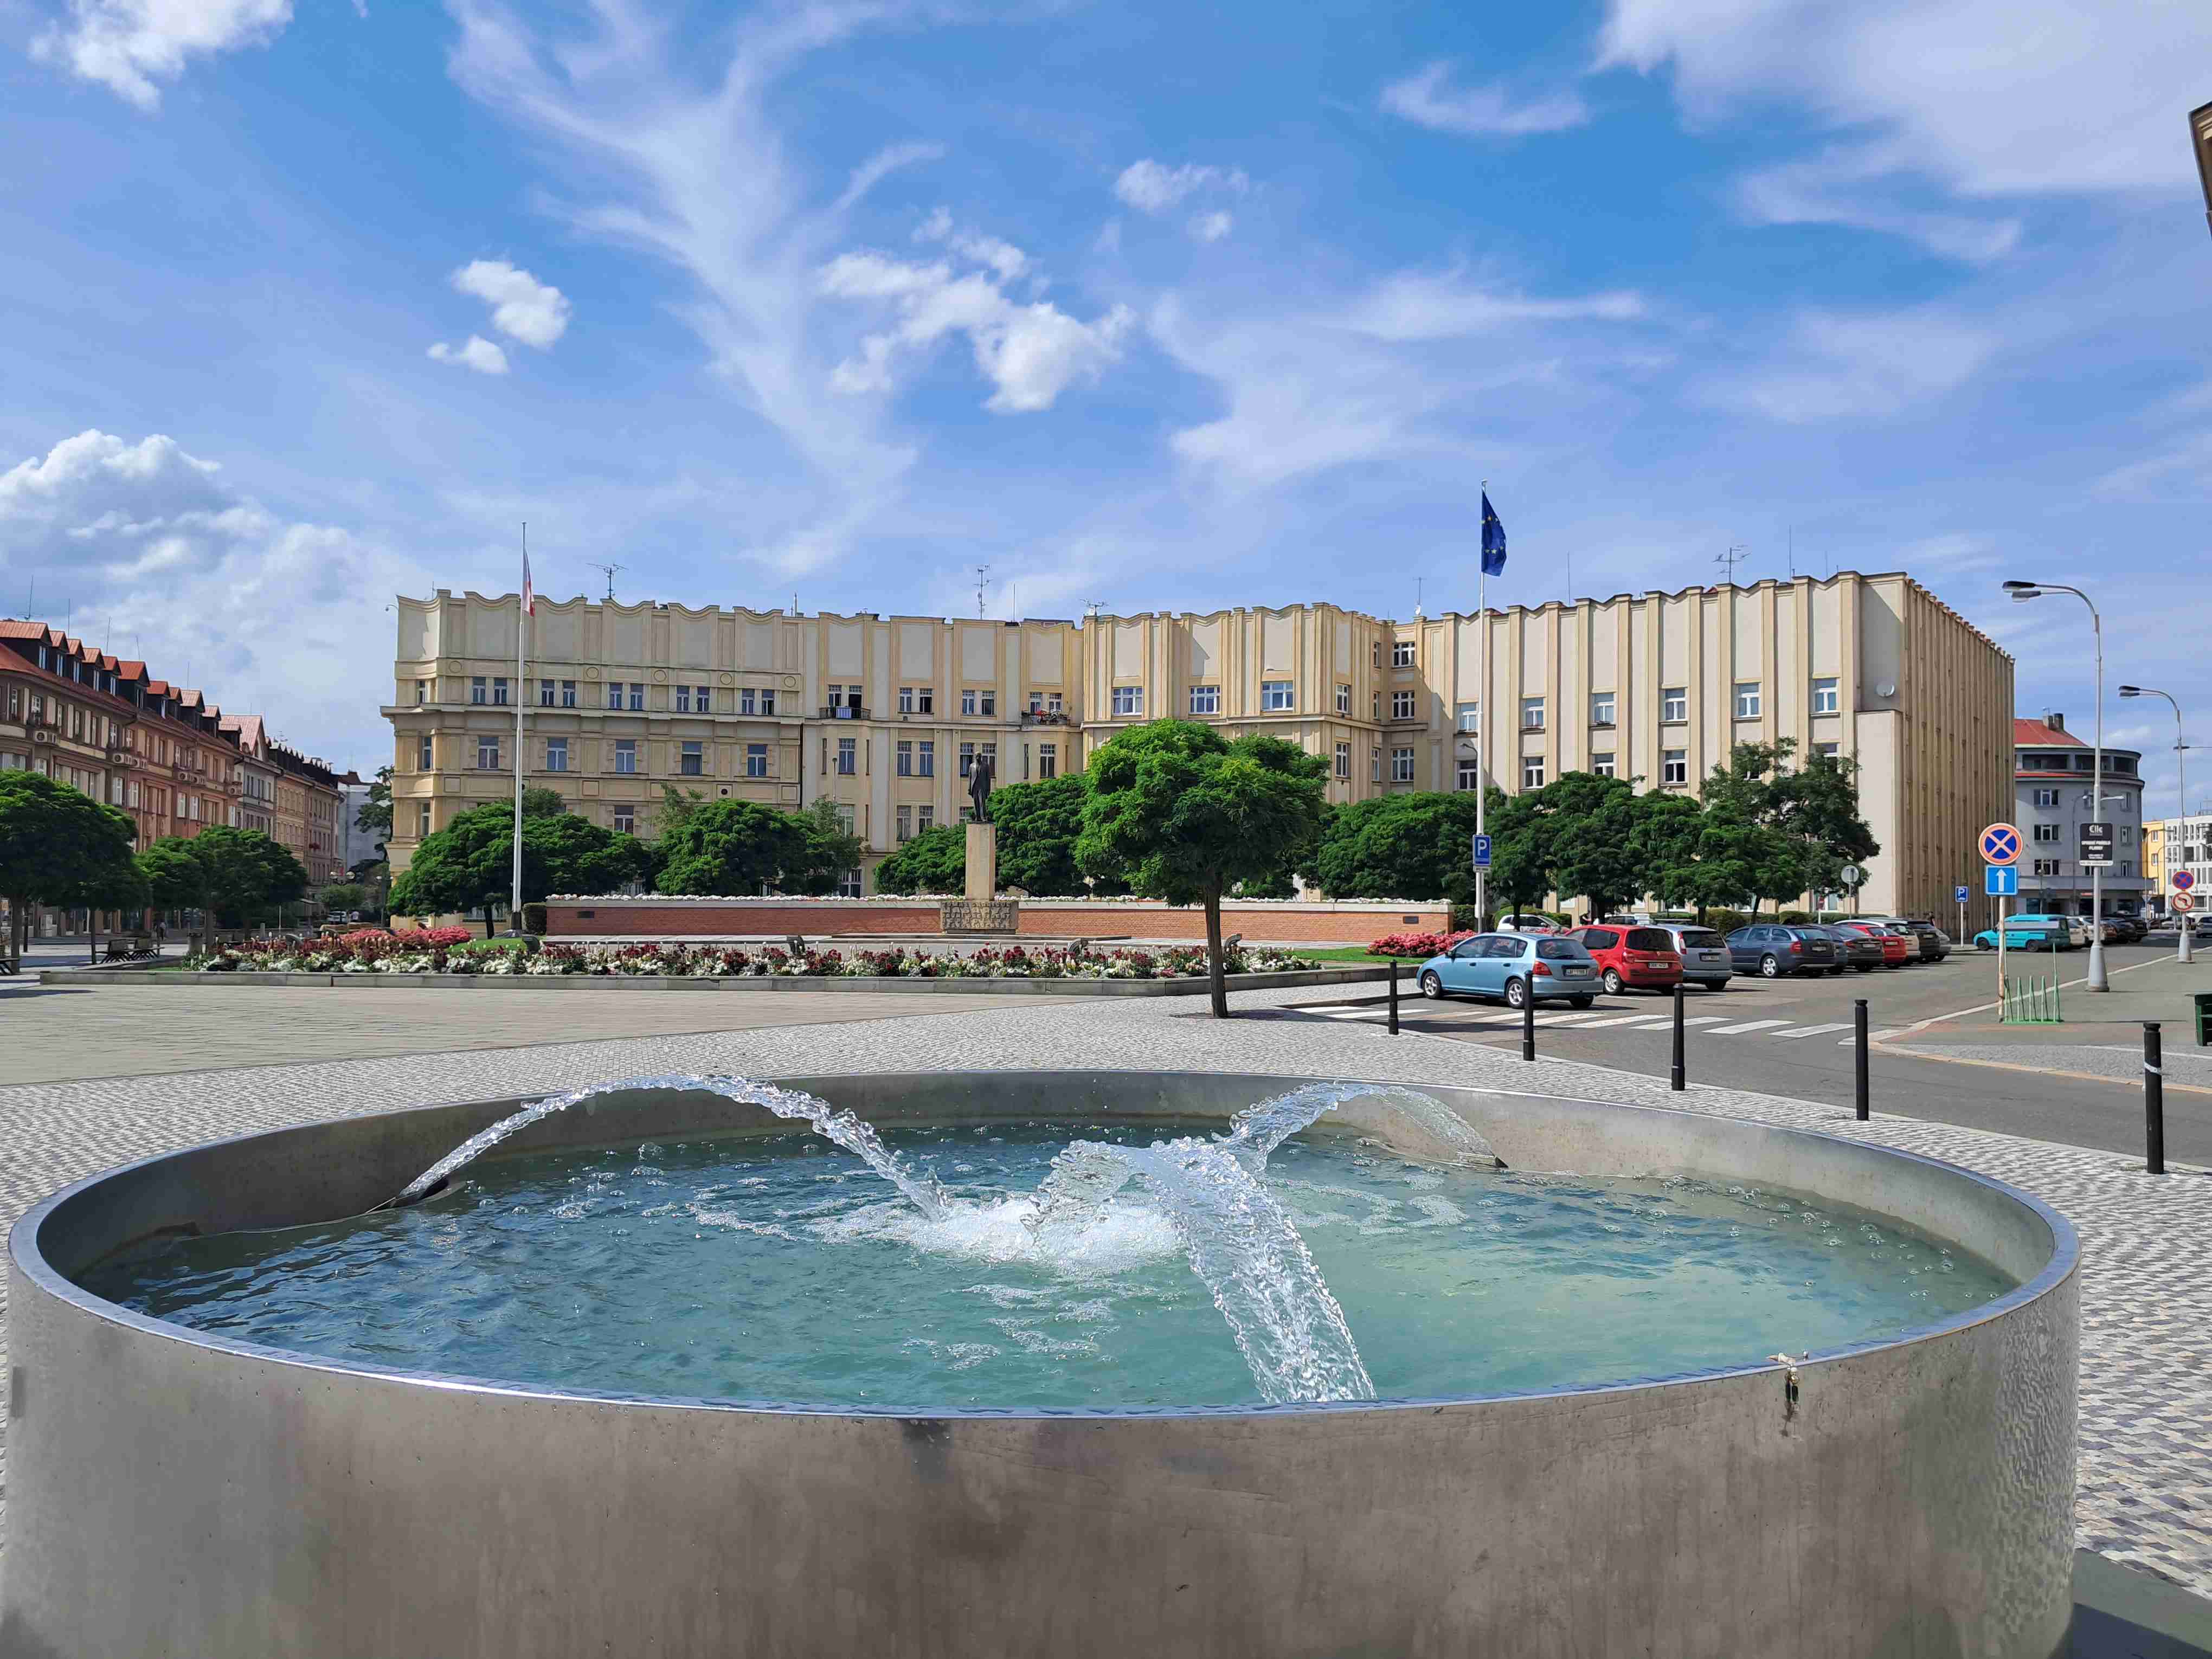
[33,0,295,111]
[1341,268,1644,341]
[1735,145,2023,263]
[428,335,510,374]
[1700,309,1997,423]
[1113,159,1249,214]
[451,259,571,348]
[1379,61,1589,138]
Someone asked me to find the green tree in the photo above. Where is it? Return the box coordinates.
[1544,771,1649,919]
[657,785,711,838]
[1484,786,1558,922]
[873,824,966,894]
[1698,740,1877,913]
[320,883,368,916]
[1,774,143,966]
[137,827,308,931]
[520,786,567,819]
[43,808,149,966]
[391,803,649,933]
[1077,721,1328,1018]
[797,798,867,895]
[655,800,817,897]
[1309,792,1484,901]
[989,774,1113,895]
[356,765,393,839]
[1626,792,1708,913]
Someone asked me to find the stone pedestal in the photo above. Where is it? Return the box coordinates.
[964,821,998,901]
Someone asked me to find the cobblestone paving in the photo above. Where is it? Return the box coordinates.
[1,985,2205,1593]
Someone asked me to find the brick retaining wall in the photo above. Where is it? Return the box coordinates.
[544,898,1449,943]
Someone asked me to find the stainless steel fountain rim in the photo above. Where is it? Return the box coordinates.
[9,1069,2079,1422]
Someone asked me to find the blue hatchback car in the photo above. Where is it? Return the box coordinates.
[1417,933,1601,1009]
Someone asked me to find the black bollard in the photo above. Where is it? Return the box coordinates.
[2145,1022,2166,1175]
[1388,961,1400,1036]
[1521,981,1536,1062]
[1854,999,1870,1121]
[1670,983,1686,1092]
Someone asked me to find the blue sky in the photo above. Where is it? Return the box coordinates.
[2,0,2207,803]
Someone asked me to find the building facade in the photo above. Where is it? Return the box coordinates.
[387,570,2011,919]
[2145,816,2212,917]
[2012,715,2149,918]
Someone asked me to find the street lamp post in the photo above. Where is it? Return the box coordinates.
[2005,580,2108,990]
[2121,683,2193,964]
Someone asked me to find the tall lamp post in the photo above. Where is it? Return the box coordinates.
[2004,579,2108,990]
[2120,683,2193,964]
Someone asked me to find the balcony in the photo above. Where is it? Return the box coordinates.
[819,705,869,720]
[1019,708,1071,728]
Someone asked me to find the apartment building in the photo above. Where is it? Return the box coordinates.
[387,570,2010,917]
[2145,816,2212,917]
[2012,715,2149,918]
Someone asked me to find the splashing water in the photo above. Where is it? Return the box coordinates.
[394,1073,948,1219]
[396,1074,1487,1403]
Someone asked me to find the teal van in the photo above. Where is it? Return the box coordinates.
[1970,914,2073,951]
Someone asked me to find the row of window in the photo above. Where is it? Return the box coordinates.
[1358,738,1844,791]
[452,733,1065,785]
[2026,859,2139,877]
[447,676,1085,721]
[2026,818,2139,844]
[2020,751,2139,776]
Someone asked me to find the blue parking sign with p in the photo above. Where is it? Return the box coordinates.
[1954,884,1969,904]
[1471,833,1492,870]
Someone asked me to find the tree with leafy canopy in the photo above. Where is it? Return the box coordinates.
[872,824,966,894]
[57,854,150,966]
[1625,792,1708,914]
[1308,792,1484,901]
[519,786,568,820]
[656,785,711,839]
[0,773,142,967]
[1544,771,1650,919]
[356,765,393,840]
[1483,786,1558,923]
[1698,740,1877,913]
[989,774,1119,896]
[137,827,308,933]
[655,800,816,897]
[319,883,368,916]
[1077,721,1328,1018]
[796,798,867,894]
[391,803,653,933]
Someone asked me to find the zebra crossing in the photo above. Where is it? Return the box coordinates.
[1295,1000,1879,1046]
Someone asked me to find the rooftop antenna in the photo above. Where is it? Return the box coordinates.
[975,564,991,619]
[1715,544,1747,586]
[587,562,624,602]
[1085,599,1105,623]
[1414,576,1425,619]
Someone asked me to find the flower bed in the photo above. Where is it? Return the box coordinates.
[1367,930,1478,959]
[185,935,1321,981]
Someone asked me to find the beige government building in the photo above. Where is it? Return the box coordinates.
[384,569,2012,921]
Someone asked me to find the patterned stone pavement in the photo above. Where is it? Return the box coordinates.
[1,985,2205,1594]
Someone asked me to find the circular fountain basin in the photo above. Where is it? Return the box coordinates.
[4,1072,2079,1658]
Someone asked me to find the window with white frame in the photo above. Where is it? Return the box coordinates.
[838,867,863,898]
[1392,690,1416,719]
[1392,747,1415,783]
[960,741,976,776]
[539,678,556,707]
[1661,687,1687,722]
[897,805,913,842]
[917,741,934,776]
[493,677,510,706]
[1591,751,1616,778]
[1734,681,1762,719]
[1336,684,1351,714]
[676,685,693,712]
[898,686,915,714]
[1815,741,1841,759]
[746,744,767,777]
[739,687,757,715]
[1520,696,1544,730]
[613,806,634,835]
[1590,691,1616,727]
[1334,741,1351,779]
[835,736,856,776]
[2033,787,2059,807]
[1372,690,1380,720]
[1456,760,1479,792]
[627,683,645,711]
[2033,858,2061,876]
[2033,822,2060,842]
[979,689,995,716]
[1521,755,1546,789]
[1455,701,1480,733]
[897,740,912,776]
[477,736,501,770]
[471,676,487,704]
[607,682,624,710]
[1392,639,1415,667]
[1810,677,1839,715]
[415,679,429,704]
[1038,743,1057,779]
[417,735,433,770]
[1372,641,1381,668]
[417,802,432,837]
[693,685,711,713]
[681,741,705,776]
[1112,685,1142,716]
[545,738,569,773]
[1189,684,1220,715]
[1662,749,1687,785]
[1261,680,1294,711]
[1371,746,1382,782]
[613,739,636,774]
[917,805,934,833]
[561,680,576,708]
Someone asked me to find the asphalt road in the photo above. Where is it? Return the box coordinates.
[1282,943,2212,1165]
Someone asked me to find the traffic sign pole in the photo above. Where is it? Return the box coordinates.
[2176,871,2197,964]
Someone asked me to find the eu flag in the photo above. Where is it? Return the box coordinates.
[1480,492,1507,576]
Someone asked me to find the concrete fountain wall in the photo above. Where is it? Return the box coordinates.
[3,1072,2078,1659]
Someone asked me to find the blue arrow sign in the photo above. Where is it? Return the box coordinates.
[1470,833,1493,870]
[1985,865,2018,897]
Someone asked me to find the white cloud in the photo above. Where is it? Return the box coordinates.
[1188,211,1234,243]
[32,0,293,110]
[1700,309,1997,422]
[1341,269,1645,341]
[914,208,1030,282]
[1379,61,1590,138]
[833,141,945,213]
[2093,433,2212,502]
[1598,0,2212,198]
[427,335,511,375]
[450,259,571,348]
[1113,159,1249,215]
[0,430,434,769]
[819,250,1133,414]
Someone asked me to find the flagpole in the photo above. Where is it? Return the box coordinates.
[512,523,527,934]
[1475,482,1488,930]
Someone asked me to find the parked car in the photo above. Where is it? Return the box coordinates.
[1725,923,1843,978]
[2113,916,2148,943]
[1971,915,2069,951]
[1829,921,1912,967]
[1863,918,1951,962]
[1798,923,1882,973]
[1561,924,1684,995]
[1496,915,1562,934]
[1417,933,1599,1008]
[1648,922,1733,990]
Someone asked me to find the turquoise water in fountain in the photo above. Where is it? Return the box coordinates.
[82,1116,2014,1411]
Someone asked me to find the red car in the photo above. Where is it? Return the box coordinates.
[1563,924,1683,996]
[1831,921,1911,968]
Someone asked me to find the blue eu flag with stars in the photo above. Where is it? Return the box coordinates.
[1480,492,1507,576]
